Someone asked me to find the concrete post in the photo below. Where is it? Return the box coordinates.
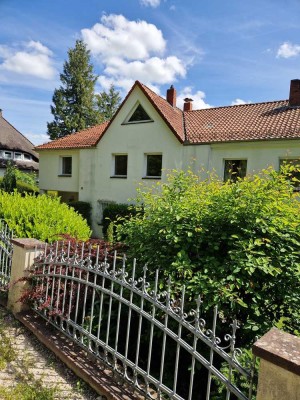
[7,238,45,315]
[253,328,300,400]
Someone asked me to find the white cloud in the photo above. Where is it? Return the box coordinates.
[277,42,300,59]
[82,14,189,93]
[177,86,211,110]
[231,98,252,106]
[82,14,166,60]
[140,0,161,7]
[0,41,56,79]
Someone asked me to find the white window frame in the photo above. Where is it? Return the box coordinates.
[111,154,128,178]
[4,151,12,159]
[144,153,163,179]
[60,156,72,176]
[14,152,22,160]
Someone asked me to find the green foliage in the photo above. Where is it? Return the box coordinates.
[95,84,121,121]
[102,203,137,239]
[0,191,91,241]
[67,201,91,226]
[1,162,17,192]
[14,169,38,188]
[118,167,300,342]
[47,40,100,139]
[0,178,39,195]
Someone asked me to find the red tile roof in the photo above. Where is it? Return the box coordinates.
[185,100,300,144]
[36,121,109,150]
[36,81,300,151]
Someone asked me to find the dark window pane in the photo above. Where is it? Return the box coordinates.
[128,104,151,122]
[224,160,247,182]
[62,157,72,175]
[115,155,128,176]
[147,155,162,177]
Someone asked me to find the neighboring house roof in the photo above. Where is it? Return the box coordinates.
[0,111,39,171]
[35,80,300,151]
[36,121,109,150]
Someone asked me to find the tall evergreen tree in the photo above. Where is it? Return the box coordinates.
[47,40,100,139]
[95,85,122,121]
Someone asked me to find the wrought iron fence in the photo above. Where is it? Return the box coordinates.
[0,220,13,289]
[32,241,257,400]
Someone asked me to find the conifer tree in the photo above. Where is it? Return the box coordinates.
[96,85,122,121]
[47,40,100,139]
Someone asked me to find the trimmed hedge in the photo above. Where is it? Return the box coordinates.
[68,201,92,226]
[0,191,91,242]
[102,203,137,239]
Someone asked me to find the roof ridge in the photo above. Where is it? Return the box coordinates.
[138,81,183,112]
[1,115,36,147]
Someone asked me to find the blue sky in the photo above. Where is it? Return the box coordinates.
[0,0,300,145]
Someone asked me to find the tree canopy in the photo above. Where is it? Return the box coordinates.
[47,40,112,139]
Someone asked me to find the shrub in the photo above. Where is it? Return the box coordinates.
[118,167,300,342]
[1,162,17,192]
[0,192,91,241]
[102,203,137,239]
[67,201,91,226]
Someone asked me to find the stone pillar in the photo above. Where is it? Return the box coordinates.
[253,328,300,400]
[7,238,45,315]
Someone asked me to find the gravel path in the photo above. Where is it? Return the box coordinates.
[0,305,101,399]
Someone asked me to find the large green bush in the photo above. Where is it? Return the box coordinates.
[67,201,91,227]
[118,167,300,341]
[0,191,91,241]
[102,203,136,239]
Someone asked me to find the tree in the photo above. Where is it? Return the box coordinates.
[47,40,100,140]
[1,162,17,192]
[117,167,300,342]
[95,85,121,121]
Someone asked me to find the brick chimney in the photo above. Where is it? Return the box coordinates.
[183,98,193,112]
[289,79,300,107]
[166,85,176,107]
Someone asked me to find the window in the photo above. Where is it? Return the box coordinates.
[224,160,247,182]
[280,158,300,189]
[14,152,22,160]
[127,104,152,123]
[61,156,72,175]
[24,154,32,161]
[113,154,128,177]
[4,151,12,159]
[145,154,162,178]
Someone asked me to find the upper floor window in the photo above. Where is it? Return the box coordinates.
[124,103,153,124]
[61,156,72,176]
[24,154,32,161]
[14,152,22,160]
[224,159,247,182]
[145,154,162,178]
[112,154,128,178]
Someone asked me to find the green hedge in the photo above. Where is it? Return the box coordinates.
[0,177,38,194]
[68,201,91,226]
[0,191,91,242]
[102,203,136,239]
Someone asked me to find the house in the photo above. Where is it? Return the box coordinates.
[36,79,300,237]
[0,110,39,176]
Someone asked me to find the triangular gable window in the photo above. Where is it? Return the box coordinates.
[127,104,152,123]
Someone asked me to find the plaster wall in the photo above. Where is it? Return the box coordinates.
[38,149,80,193]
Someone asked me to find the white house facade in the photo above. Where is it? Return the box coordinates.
[36,79,300,237]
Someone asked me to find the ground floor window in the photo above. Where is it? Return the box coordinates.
[279,158,300,189]
[145,154,162,178]
[224,159,247,182]
[113,154,128,177]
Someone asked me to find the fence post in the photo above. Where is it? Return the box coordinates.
[7,238,45,315]
[253,327,300,400]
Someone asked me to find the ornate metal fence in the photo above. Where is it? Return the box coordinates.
[0,220,13,289]
[32,241,257,400]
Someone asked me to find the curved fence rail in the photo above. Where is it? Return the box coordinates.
[0,220,13,289]
[32,241,257,400]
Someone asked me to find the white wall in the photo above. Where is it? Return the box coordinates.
[38,149,80,193]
